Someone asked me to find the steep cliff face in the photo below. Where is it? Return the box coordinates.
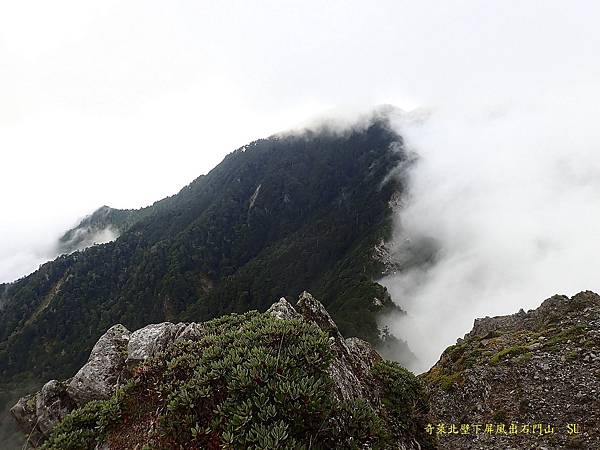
[13,293,432,450]
[425,291,600,450]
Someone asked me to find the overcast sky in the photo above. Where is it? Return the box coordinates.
[2,1,600,367]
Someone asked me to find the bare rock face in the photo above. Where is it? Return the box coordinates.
[174,322,205,342]
[36,381,77,435]
[125,321,207,368]
[346,336,383,376]
[17,289,600,450]
[67,324,131,406]
[296,291,341,336]
[426,291,600,450]
[11,324,132,444]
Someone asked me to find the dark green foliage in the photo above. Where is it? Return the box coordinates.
[42,393,123,450]
[371,361,433,447]
[0,121,408,450]
[0,121,405,386]
[41,311,420,449]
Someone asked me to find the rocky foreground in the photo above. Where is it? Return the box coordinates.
[12,292,432,449]
[12,290,600,449]
[425,291,600,450]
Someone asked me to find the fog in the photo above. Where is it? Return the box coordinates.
[2,1,600,370]
[382,91,600,372]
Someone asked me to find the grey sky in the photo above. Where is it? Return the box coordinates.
[2,2,600,368]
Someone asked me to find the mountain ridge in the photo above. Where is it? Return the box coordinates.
[0,114,409,447]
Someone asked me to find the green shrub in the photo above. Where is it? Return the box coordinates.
[41,393,123,450]
[371,361,430,437]
[490,345,530,365]
[43,311,424,449]
[438,372,463,391]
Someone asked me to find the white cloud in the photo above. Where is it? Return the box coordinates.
[382,88,600,372]
[2,1,600,377]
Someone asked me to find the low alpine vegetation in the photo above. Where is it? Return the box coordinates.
[41,310,431,450]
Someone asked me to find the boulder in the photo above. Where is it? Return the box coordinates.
[294,291,381,403]
[67,324,131,406]
[126,322,183,367]
[11,380,76,447]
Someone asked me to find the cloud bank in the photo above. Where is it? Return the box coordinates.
[381,90,600,373]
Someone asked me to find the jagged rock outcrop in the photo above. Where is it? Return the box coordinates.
[67,324,131,406]
[295,291,382,403]
[12,292,427,449]
[16,287,600,450]
[425,291,600,450]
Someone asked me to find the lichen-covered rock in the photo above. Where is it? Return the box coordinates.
[126,322,184,367]
[173,322,205,342]
[10,393,40,446]
[67,324,131,406]
[271,292,383,403]
[10,380,76,447]
[266,297,301,320]
[36,380,77,435]
[296,290,341,337]
[426,291,600,450]
[11,325,131,448]
[295,291,379,403]
[346,336,383,378]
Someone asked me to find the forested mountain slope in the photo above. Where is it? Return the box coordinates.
[0,117,406,407]
[57,206,146,254]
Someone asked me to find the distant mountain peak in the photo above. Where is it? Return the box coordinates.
[57,206,143,254]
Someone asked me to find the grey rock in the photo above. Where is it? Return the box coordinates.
[427,291,600,450]
[295,292,373,403]
[36,380,77,435]
[174,322,205,342]
[10,394,42,447]
[266,297,301,321]
[270,292,384,404]
[67,324,131,405]
[346,337,383,378]
[296,291,341,338]
[126,322,184,367]
[10,380,76,447]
